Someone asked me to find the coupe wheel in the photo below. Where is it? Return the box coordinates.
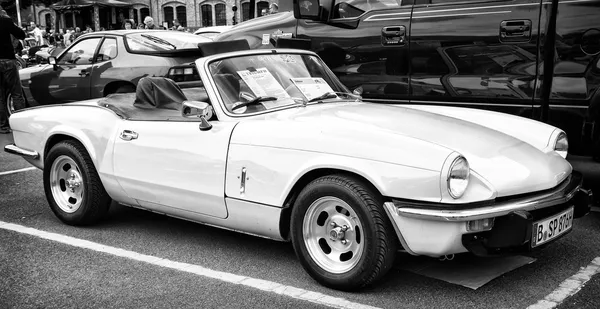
[43,140,111,225]
[290,175,397,291]
[6,94,14,116]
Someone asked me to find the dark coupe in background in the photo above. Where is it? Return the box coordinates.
[6,30,210,115]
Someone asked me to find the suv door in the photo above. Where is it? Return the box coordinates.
[296,0,413,101]
[539,0,600,156]
[409,0,541,118]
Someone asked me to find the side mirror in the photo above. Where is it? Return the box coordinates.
[182,100,213,131]
[294,0,329,22]
[48,56,57,70]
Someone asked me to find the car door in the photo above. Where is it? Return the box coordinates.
[112,120,237,219]
[47,37,102,103]
[296,0,412,101]
[409,0,541,118]
[89,36,119,98]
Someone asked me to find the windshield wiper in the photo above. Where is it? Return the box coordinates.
[232,96,278,111]
[141,34,177,50]
[308,92,361,103]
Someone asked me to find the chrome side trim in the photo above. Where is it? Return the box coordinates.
[383,202,417,255]
[395,174,582,222]
[4,144,39,159]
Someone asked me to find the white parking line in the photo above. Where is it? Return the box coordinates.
[0,221,379,309]
[527,257,600,309]
[0,167,37,176]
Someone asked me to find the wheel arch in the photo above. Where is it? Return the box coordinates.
[279,168,384,241]
[102,80,136,96]
[43,131,98,169]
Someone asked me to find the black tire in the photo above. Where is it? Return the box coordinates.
[290,175,397,291]
[43,140,111,225]
[5,93,13,116]
[15,57,26,70]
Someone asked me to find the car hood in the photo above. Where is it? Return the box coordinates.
[234,102,571,197]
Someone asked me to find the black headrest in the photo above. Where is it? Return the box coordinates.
[133,77,188,110]
[197,39,250,57]
[276,38,312,50]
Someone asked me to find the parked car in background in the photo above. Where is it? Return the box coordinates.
[193,25,233,40]
[4,46,592,291]
[5,30,211,115]
[214,0,600,160]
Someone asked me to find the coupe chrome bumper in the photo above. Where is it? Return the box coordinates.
[4,144,39,159]
[387,171,587,222]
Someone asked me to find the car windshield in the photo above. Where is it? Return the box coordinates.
[208,53,353,115]
[126,31,210,52]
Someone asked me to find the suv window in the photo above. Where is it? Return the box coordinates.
[58,38,101,65]
[333,0,402,18]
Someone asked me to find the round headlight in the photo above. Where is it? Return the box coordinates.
[448,156,470,199]
[554,132,568,158]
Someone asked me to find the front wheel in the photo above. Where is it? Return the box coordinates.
[290,175,397,291]
[43,140,111,225]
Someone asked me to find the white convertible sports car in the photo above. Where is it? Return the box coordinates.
[5,42,592,291]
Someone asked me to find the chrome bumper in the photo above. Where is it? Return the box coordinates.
[4,144,39,159]
[388,171,585,222]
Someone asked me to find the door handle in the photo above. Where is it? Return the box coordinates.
[79,70,90,77]
[381,26,406,47]
[120,130,138,141]
[500,20,532,43]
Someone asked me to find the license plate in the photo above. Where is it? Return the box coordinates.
[531,206,574,247]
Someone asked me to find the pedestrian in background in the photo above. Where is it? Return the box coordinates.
[0,9,26,133]
[144,16,156,29]
[124,19,133,30]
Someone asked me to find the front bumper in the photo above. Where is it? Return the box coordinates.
[383,171,592,257]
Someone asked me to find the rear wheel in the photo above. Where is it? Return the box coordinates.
[290,175,397,291]
[43,140,111,225]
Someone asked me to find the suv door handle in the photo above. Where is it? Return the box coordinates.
[120,130,138,141]
[500,20,532,43]
[78,69,90,77]
[381,26,406,46]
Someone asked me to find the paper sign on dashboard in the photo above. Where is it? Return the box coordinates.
[291,78,335,101]
[237,68,290,99]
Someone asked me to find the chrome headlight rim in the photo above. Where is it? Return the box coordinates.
[547,129,568,159]
[441,152,470,200]
[447,155,470,199]
[554,132,568,159]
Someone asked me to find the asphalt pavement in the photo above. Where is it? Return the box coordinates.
[1,132,599,309]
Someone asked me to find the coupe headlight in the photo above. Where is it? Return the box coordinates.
[554,132,568,158]
[447,156,470,199]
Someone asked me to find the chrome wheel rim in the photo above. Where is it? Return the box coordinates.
[50,155,84,213]
[302,196,364,274]
[6,94,13,116]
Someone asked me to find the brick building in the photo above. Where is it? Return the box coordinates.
[27,0,277,32]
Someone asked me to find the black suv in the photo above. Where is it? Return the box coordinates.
[215,0,600,158]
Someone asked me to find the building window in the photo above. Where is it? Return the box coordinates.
[133,9,138,24]
[242,2,249,21]
[176,5,187,27]
[65,12,73,28]
[140,8,150,21]
[215,3,226,26]
[201,4,213,27]
[257,1,269,17]
[164,6,174,28]
[44,13,52,28]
